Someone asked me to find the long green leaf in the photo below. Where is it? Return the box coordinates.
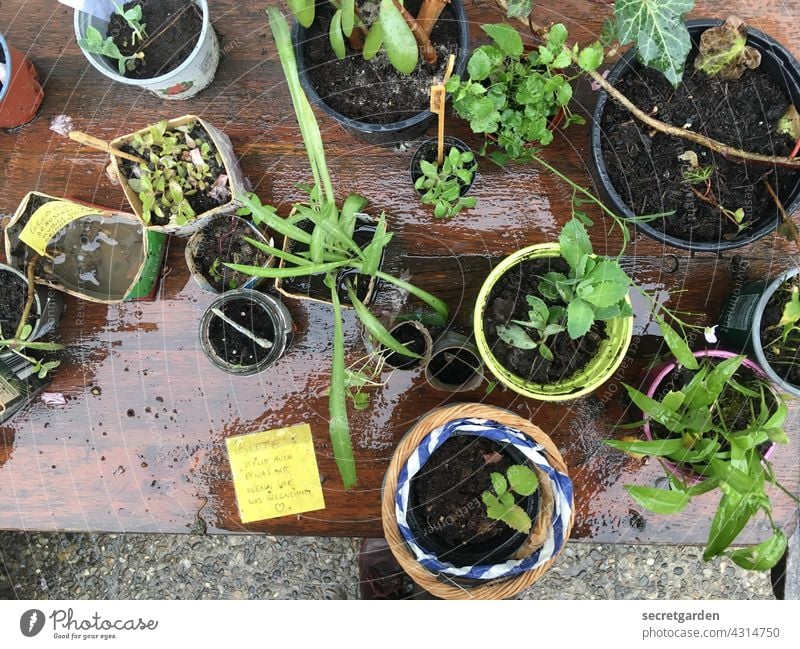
[657,317,699,370]
[375,270,449,321]
[625,485,690,514]
[287,0,315,27]
[330,9,346,59]
[359,213,391,277]
[348,287,420,359]
[340,193,369,239]
[605,437,686,457]
[329,274,357,490]
[241,236,313,267]
[729,530,787,571]
[341,0,355,37]
[704,492,757,560]
[224,260,349,278]
[624,384,684,433]
[239,193,312,245]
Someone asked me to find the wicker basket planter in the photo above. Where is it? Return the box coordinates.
[381,403,574,599]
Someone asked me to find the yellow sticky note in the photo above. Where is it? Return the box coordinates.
[20,201,105,256]
[225,424,325,523]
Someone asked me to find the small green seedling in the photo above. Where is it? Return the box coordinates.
[415,146,477,219]
[0,323,62,379]
[482,464,539,534]
[78,25,144,75]
[112,2,148,45]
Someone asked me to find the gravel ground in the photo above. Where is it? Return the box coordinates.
[0,532,777,600]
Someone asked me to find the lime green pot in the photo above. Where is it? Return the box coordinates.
[474,243,634,401]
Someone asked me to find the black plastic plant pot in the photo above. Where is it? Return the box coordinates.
[405,430,540,569]
[380,320,433,370]
[425,331,483,392]
[199,289,293,376]
[0,263,64,342]
[292,0,469,145]
[410,136,475,198]
[719,266,800,397]
[589,19,800,252]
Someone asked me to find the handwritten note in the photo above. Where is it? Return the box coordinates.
[226,424,325,523]
[20,201,106,257]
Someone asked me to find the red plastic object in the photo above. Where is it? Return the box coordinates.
[0,38,44,128]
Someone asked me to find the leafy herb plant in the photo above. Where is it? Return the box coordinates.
[124,121,228,227]
[496,218,633,356]
[78,3,148,74]
[414,146,477,219]
[227,8,449,490]
[482,464,539,533]
[606,355,795,570]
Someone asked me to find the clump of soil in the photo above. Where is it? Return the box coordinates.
[382,323,426,369]
[119,122,228,226]
[207,298,275,366]
[409,435,525,547]
[303,0,461,123]
[106,0,203,79]
[601,53,800,243]
[428,347,479,386]
[0,271,37,337]
[192,217,269,292]
[483,258,605,384]
[759,280,800,386]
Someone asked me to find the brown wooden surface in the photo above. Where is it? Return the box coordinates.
[0,0,798,544]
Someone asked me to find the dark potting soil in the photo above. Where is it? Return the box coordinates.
[106,0,203,79]
[409,435,522,547]
[484,258,605,384]
[193,217,269,293]
[303,0,461,123]
[120,123,227,226]
[207,298,274,367]
[0,271,38,336]
[282,220,378,305]
[601,54,800,243]
[383,323,426,369]
[759,280,800,386]
[429,347,479,386]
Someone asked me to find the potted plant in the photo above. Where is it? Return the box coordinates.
[289,0,470,143]
[74,0,220,100]
[474,218,634,401]
[606,350,794,570]
[719,266,800,398]
[373,319,432,371]
[186,214,275,294]
[4,192,164,304]
[381,403,574,599]
[0,31,44,128]
[425,330,483,392]
[108,116,247,236]
[227,9,449,490]
[410,136,477,219]
[199,289,294,375]
[590,14,800,251]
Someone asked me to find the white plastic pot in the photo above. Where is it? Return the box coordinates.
[73,0,219,100]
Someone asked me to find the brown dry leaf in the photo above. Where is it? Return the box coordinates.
[694,16,761,80]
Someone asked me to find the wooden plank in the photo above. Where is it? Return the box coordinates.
[0,0,798,544]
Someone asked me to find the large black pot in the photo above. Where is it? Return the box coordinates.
[590,19,800,252]
[292,0,469,145]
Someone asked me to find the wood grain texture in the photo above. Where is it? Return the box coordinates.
[0,0,798,544]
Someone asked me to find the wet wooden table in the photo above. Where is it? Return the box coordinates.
[0,0,798,545]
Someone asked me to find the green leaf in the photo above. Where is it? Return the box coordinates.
[359,213,391,277]
[577,41,605,72]
[505,0,534,20]
[496,323,538,350]
[614,0,694,86]
[380,0,418,74]
[708,458,754,496]
[482,492,531,533]
[330,10,346,60]
[491,472,508,496]
[341,0,355,37]
[567,298,593,339]
[507,465,538,496]
[625,485,690,514]
[329,275,357,490]
[363,22,384,60]
[225,259,348,278]
[728,530,787,571]
[704,492,757,560]
[349,287,421,359]
[287,0,315,28]
[374,271,449,322]
[467,48,493,81]
[657,318,699,370]
[559,218,592,276]
[694,16,761,80]
[605,437,686,457]
[577,280,629,309]
[624,384,685,433]
[525,295,549,329]
[481,23,523,59]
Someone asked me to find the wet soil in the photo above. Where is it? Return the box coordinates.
[207,298,274,367]
[0,271,37,337]
[428,347,479,386]
[192,217,269,293]
[382,323,426,369]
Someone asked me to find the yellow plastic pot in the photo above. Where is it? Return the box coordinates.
[474,243,633,401]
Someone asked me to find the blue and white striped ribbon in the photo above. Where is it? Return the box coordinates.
[395,417,573,581]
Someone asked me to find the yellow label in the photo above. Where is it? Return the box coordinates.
[225,423,325,523]
[19,201,105,256]
[430,85,445,114]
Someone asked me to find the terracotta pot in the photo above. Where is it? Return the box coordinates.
[0,34,44,128]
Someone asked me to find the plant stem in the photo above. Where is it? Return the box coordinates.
[764,179,800,253]
[392,0,437,65]
[415,0,449,39]
[14,255,40,342]
[688,185,742,230]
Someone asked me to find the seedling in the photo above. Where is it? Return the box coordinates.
[606,355,796,570]
[415,146,477,218]
[112,2,148,45]
[680,152,749,237]
[482,464,539,534]
[78,25,144,75]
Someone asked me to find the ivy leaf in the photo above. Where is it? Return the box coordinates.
[505,0,535,20]
[728,530,787,571]
[380,0,418,74]
[625,485,690,514]
[507,465,539,496]
[694,16,761,80]
[614,0,695,86]
[482,23,523,59]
